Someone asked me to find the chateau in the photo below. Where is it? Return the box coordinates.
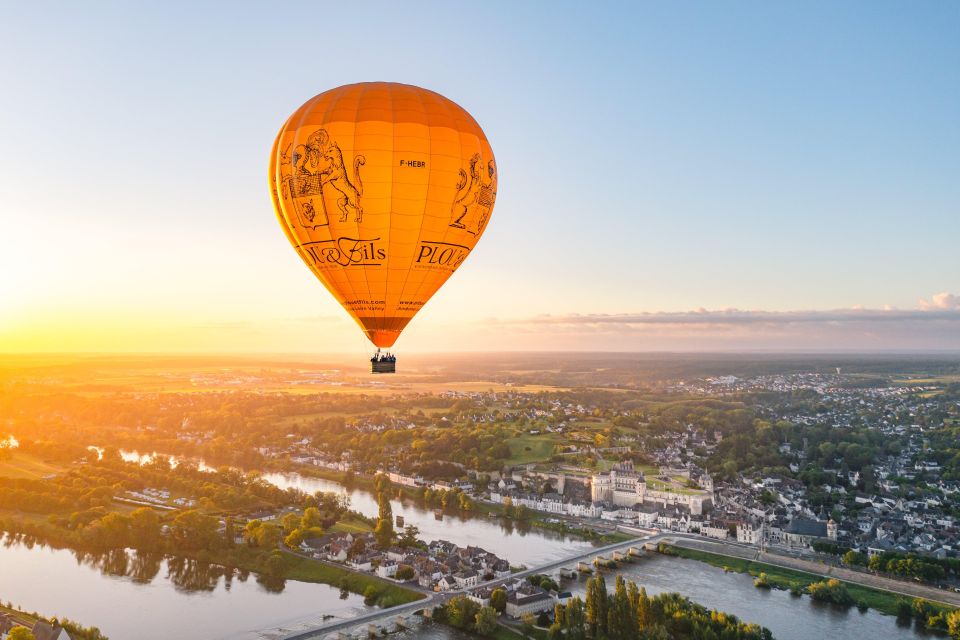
[590,462,713,515]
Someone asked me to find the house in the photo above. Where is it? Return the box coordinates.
[505,587,555,618]
[454,569,479,589]
[30,622,73,640]
[348,554,374,571]
[637,505,659,527]
[783,518,828,548]
[437,574,457,591]
[376,561,399,578]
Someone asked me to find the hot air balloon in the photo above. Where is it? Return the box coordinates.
[269,83,497,373]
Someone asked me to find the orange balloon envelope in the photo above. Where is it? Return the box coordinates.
[269,82,497,349]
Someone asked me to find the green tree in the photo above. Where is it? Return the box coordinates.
[301,506,323,529]
[374,518,394,550]
[399,524,421,548]
[565,596,587,640]
[447,595,481,630]
[490,587,508,613]
[521,612,536,635]
[474,606,498,636]
[637,586,651,631]
[610,574,637,639]
[585,574,608,637]
[130,507,161,547]
[374,474,394,549]
[281,512,300,533]
[945,609,960,639]
[8,628,35,640]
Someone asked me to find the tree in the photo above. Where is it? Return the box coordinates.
[474,606,498,636]
[280,512,300,533]
[609,575,637,639]
[842,550,865,566]
[374,518,394,550]
[945,609,960,639]
[284,529,304,548]
[637,586,651,631]
[265,550,284,576]
[399,524,421,548]
[490,587,508,613]
[8,628,35,640]
[301,506,323,529]
[565,596,587,640]
[521,612,537,635]
[447,595,481,630]
[130,507,161,547]
[585,574,608,637]
[374,474,394,549]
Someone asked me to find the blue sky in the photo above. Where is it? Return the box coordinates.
[1,1,957,351]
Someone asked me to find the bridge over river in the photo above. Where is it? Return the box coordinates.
[278,532,668,640]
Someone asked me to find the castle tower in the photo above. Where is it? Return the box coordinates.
[827,519,837,541]
[590,473,612,503]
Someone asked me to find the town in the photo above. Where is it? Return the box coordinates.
[2,354,960,639]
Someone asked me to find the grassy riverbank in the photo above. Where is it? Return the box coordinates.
[660,544,954,617]
[175,545,424,607]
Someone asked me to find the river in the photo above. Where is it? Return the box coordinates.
[0,537,371,640]
[1,449,924,639]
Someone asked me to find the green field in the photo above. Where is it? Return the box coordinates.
[0,452,65,479]
[662,545,956,617]
[506,433,562,465]
[275,551,425,607]
[330,516,374,534]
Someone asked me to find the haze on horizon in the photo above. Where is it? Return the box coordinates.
[1,2,958,354]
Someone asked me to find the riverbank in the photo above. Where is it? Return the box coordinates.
[0,602,106,640]
[286,466,629,545]
[140,544,425,608]
[660,543,955,618]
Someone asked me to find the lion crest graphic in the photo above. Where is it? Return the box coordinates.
[450,153,497,235]
[280,129,366,227]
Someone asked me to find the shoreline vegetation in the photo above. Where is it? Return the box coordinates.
[430,573,774,640]
[658,544,960,632]
[0,602,107,640]
[287,465,631,545]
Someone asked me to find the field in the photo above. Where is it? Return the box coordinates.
[506,433,563,465]
[273,551,425,607]
[329,516,374,534]
[0,452,64,479]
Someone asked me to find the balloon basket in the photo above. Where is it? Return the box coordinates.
[371,359,396,374]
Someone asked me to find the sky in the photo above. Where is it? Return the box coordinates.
[0,1,958,353]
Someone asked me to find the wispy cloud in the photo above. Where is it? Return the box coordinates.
[460,296,960,351]
[490,306,960,329]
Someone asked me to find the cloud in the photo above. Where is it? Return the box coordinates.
[919,292,960,311]
[457,300,960,351]
[490,306,960,329]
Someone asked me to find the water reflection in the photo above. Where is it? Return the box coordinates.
[261,471,597,566]
[0,536,371,640]
[559,554,933,640]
